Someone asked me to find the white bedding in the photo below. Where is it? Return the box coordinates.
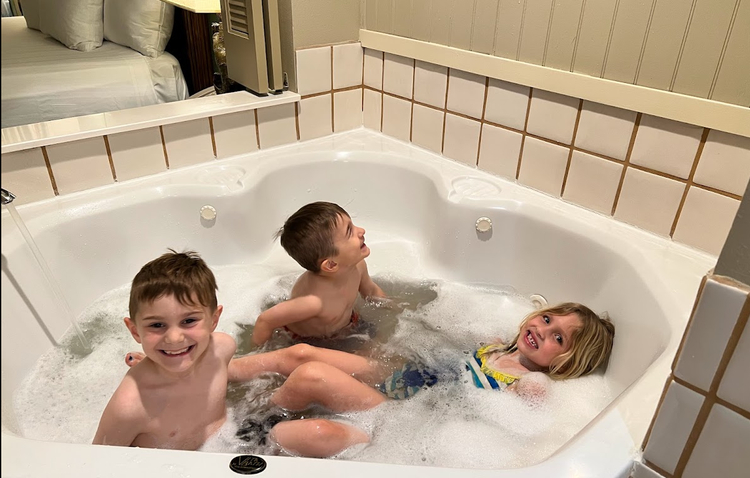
[1,16,188,128]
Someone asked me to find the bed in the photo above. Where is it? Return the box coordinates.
[1,15,189,128]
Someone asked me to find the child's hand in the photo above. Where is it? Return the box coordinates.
[510,372,549,403]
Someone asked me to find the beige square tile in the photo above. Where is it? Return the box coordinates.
[333,43,363,89]
[382,94,412,142]
[484,79,530,131]
[363,48,383,90]
[674,277,748,391]
[211,111,258,159]
[643,381,704,475]
[411,104,444,154]
[683,405,750,478]
[443,113,481,166]
[107,128,166,181]
[0,148,55,205]
[334,89,362,132]
[414,60,448,108]
[526,89,579,144]
[673,187,741,255]
[46,137,113,194]
[693,130,750,196]
[631,462,666,478]
[630,115,702,179]
[298,94,332,141]
[614,168,684,236]
[563,151,623,215]
[518,137,569,196]
[257,104,298,149]
[478,124,522,180]
[383,53,414,99]
[161,119,214,169]
[575,102,637,160]
[363,89,382,131]
[296,46,332,95]
[718,319,750,411]
[446,69,485,119]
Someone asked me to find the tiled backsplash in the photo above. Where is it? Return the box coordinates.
[640,275,750,478]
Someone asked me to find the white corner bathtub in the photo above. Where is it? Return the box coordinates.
[1,129,714,477]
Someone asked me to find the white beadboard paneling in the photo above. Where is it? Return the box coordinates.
[363,89,382,131]
[296,46,332,95]
[563,151,623,215]
[672,187,741,255]
[298,94,333,141]
[484,79,530,131]
[364,48,384,90]
[518,137,569,196]
[256,104,298,149]
[674,277,748,391]
[414,61,448,108]
[212,112,258,159]
[411,103,444,154]
[161,119,214,169]
[477,123,522,179]
[333,43,363,89]
[683,405,750,478]
[443,113,481,166]
[575,102,637,160]
[446,69,486,119]
[334,89,363,132]
[693,130,750,196]
[382,94,412,142]
[46,137,113,194]
[630,115,703,179]
[383,53,414,99]
[0,148,55,204]
[108,128,166,181]
[613,168,684,236]
[526,89,579,144]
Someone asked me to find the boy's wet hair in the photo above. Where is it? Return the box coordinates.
[129,249,218,320]
[276,202,349,273]
[502,302,615,380]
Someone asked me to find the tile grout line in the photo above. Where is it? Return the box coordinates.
[516,87,533,180]
[441,68,451,154]
[380,51,385,132]
[294,102,301,141]
[672,375,750,421]
[669,127,709,238]
[330,46,335,133]
[560,99,584,197]
[610,113,641,216]
[208,117,217,158]
[475,77,490,166]
[253,110,261,149]
[643,459,674,478]
[102,135,117,182]
[41,146,59,196]
[158,125,170,169]
[409,59,416,142]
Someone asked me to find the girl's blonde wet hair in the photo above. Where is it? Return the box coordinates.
[490,302,615,380]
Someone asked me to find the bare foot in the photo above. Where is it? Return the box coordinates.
[125,352,145,367]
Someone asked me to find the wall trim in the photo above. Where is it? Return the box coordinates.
[359,30,750,138]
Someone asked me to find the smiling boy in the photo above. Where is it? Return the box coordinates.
[251,202,386,346]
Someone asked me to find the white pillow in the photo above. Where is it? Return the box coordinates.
[104,0,175,58]
[38,0,104,52]
[21,0,40,30]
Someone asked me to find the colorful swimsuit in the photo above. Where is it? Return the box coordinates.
[465,345,521,391]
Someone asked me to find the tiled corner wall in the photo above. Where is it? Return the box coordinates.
[358,47,750,256]
[637,275,750,478]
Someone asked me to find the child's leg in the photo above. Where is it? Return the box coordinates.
[229,344,383,383]
[271,361,387,412]
[269,419,369,458]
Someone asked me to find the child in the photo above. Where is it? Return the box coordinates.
[251,202,387,346]
[95,250,369,457]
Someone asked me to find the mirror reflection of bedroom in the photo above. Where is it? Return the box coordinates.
[1,0,222,129]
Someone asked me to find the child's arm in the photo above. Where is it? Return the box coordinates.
[92,377,146,446]
[358,261,386,299]
[509,372,550,402]
[251,295,323,346]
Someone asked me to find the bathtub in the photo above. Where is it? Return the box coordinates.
[1,128,714,477]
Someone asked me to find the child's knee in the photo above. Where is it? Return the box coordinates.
[288,361,329,384]
[285,343,316,364]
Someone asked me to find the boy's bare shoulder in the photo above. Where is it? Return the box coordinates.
[212,332,237,362]
[107,371,149,422]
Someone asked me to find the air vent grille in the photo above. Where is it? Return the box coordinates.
[226,0,249,37]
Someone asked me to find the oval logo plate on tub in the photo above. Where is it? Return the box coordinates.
[229,455,267,474]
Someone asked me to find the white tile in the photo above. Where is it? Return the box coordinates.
[526,89,579,144]
[643,381,704,475]
[575,101,637,160]
[683,405,750,478]
[211,111,258,159]
[718,318,750,411]
[693,130,750,196]
[518,137,569,196]
[383,53,414,99]
[161,119,214,169]
[363,48,383,90]
[333,43,363,89]
[298,94,332,141]
[296,46,332,95]
[413,60,448,108]
[477,124,522,180]
[446,69,485,119]
[630,462,667,478]
[363,89,382,131]
[673,187,741,255]
[107,128,166,181]
[484,79,530,131]
[257,104,298,149]
[630,115,702,178]
[614,168,684,236]
[443,113,481,166]
[46,137,113,194]
[0,148,55,204]
[563,151,623,215]
[411,104,444,154]
[675,277,748,391]
[334,89,362,132]
[382,94,412,142]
